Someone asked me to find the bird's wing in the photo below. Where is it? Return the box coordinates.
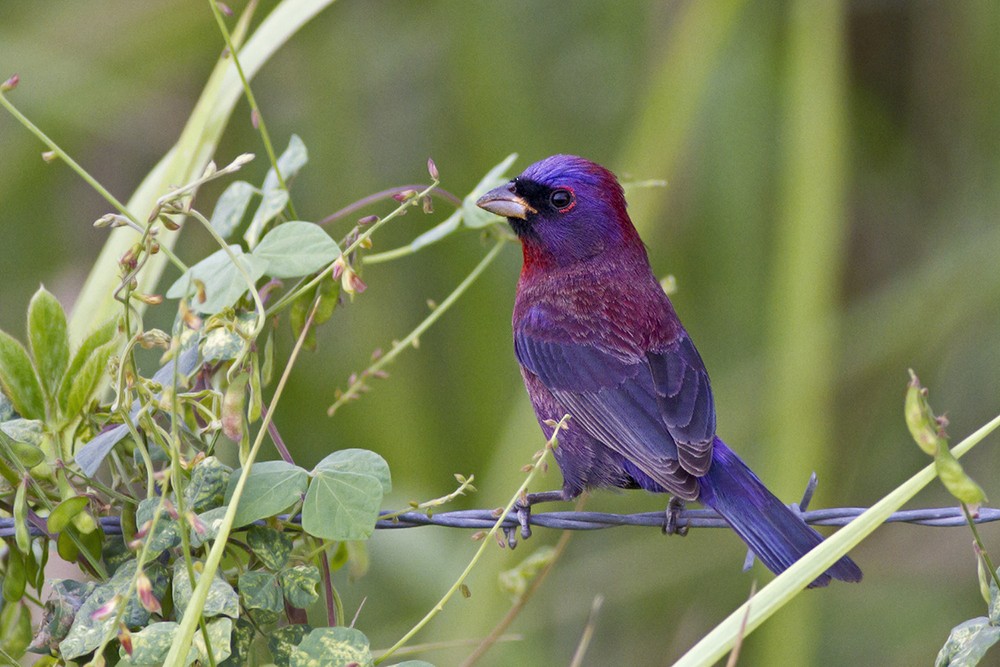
[515,327,715,498]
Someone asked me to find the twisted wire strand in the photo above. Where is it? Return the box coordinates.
[1,505,998,539]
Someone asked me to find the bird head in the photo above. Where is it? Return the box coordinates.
[476,154,641,269]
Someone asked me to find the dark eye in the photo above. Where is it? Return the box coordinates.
[549,189,574,210]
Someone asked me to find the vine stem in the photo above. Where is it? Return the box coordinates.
[373,414,571,665]
[264,178,441,319]
[962,502,1000,591]
[328,237,507,415]
[460,497,581,667]
[208,0,298,221]
[164,297,321,665]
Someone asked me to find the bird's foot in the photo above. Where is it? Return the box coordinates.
[662,496,688,536]
[505,489,568,549]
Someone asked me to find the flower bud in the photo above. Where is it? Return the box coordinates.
[1,74,19,92]
[358,214,379,226]
[90,595,120,621]
[136,570,161,614]
[427,157,439,180]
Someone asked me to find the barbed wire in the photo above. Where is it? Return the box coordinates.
[2,505,998,540]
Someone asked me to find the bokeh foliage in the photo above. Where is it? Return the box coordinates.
[1,2,999,665]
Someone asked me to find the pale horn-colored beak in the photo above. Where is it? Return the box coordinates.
[476,183,536,220]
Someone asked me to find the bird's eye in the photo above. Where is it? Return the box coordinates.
[549,188,574,211]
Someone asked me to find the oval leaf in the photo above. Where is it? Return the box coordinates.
[301,470,383,541]
[210,180,256,239]
[225,460,309,527]
[314,448,391,494]
[253,221,341,278]
[57,316,118,413]
[0,330,45,419]
[289,627,373,667]
[27,287,70,402]
[166,245,267,315]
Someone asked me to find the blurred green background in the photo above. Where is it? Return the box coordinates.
[2,2,1000,665]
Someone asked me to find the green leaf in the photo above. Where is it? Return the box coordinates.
[59,560,167,660]
[183,455,233,512]
[289,627,373,667]
[0,389,15,421]
[270,134,309,186]
[499,546,557,600]
[269,624,311,667]
[936,617,1000,667]
[201,312,256,362]
[220,618,255,667]
[314,448,391,494]
[0,599,31,659]
[225,460,309,527]
[62,338,116,421]
[281,564,321,609]
[189,506,228,548]
[193,617,234,666]
[301,469,383,541]
[0,423,44,469]
[28,579,95,654]
[172,560,240,619]
[238,569,283,615]
[390,662,437,667]
[211,180,257,239]
[247,524,292,571]
[3,541,27,602]
[119,622,188,666]
[289,276,340,351]
[27,287,70,404]
[0,330,45,419]
[246,189,290,249]
[135,497,180,559]
[166,245,268,315]
[244,135,308,249]
[253,221,341,278]
[57,316,118,414]
[47,496,90,534]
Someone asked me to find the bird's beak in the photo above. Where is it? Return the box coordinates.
[476,184,536,220]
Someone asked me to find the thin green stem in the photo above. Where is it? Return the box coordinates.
[328,237,507,415]
[374,415,570,665]
[0,91,135,223]
[164,296,321,665]
[460,498,581,667]
[208,0,298,221]
[265,180,440,318]
[182,206,266,339]
[962,502,1000,591]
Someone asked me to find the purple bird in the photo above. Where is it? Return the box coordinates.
[477,154,861,587]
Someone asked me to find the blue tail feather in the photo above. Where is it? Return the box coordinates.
[697,437,862,588]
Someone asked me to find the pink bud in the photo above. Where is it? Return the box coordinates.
[216,1,233,16]
[427,157,439,180]
[251,109,260,129]
[90,595,120,621]
[1,74,19,92]
[119,624,133,656]
[187,511,207,536]
[349,274,367,294]
[136,571,161,614]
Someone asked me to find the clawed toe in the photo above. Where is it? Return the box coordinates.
[663,497,688,536]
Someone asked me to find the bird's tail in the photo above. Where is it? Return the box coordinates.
[697,437,862,588]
